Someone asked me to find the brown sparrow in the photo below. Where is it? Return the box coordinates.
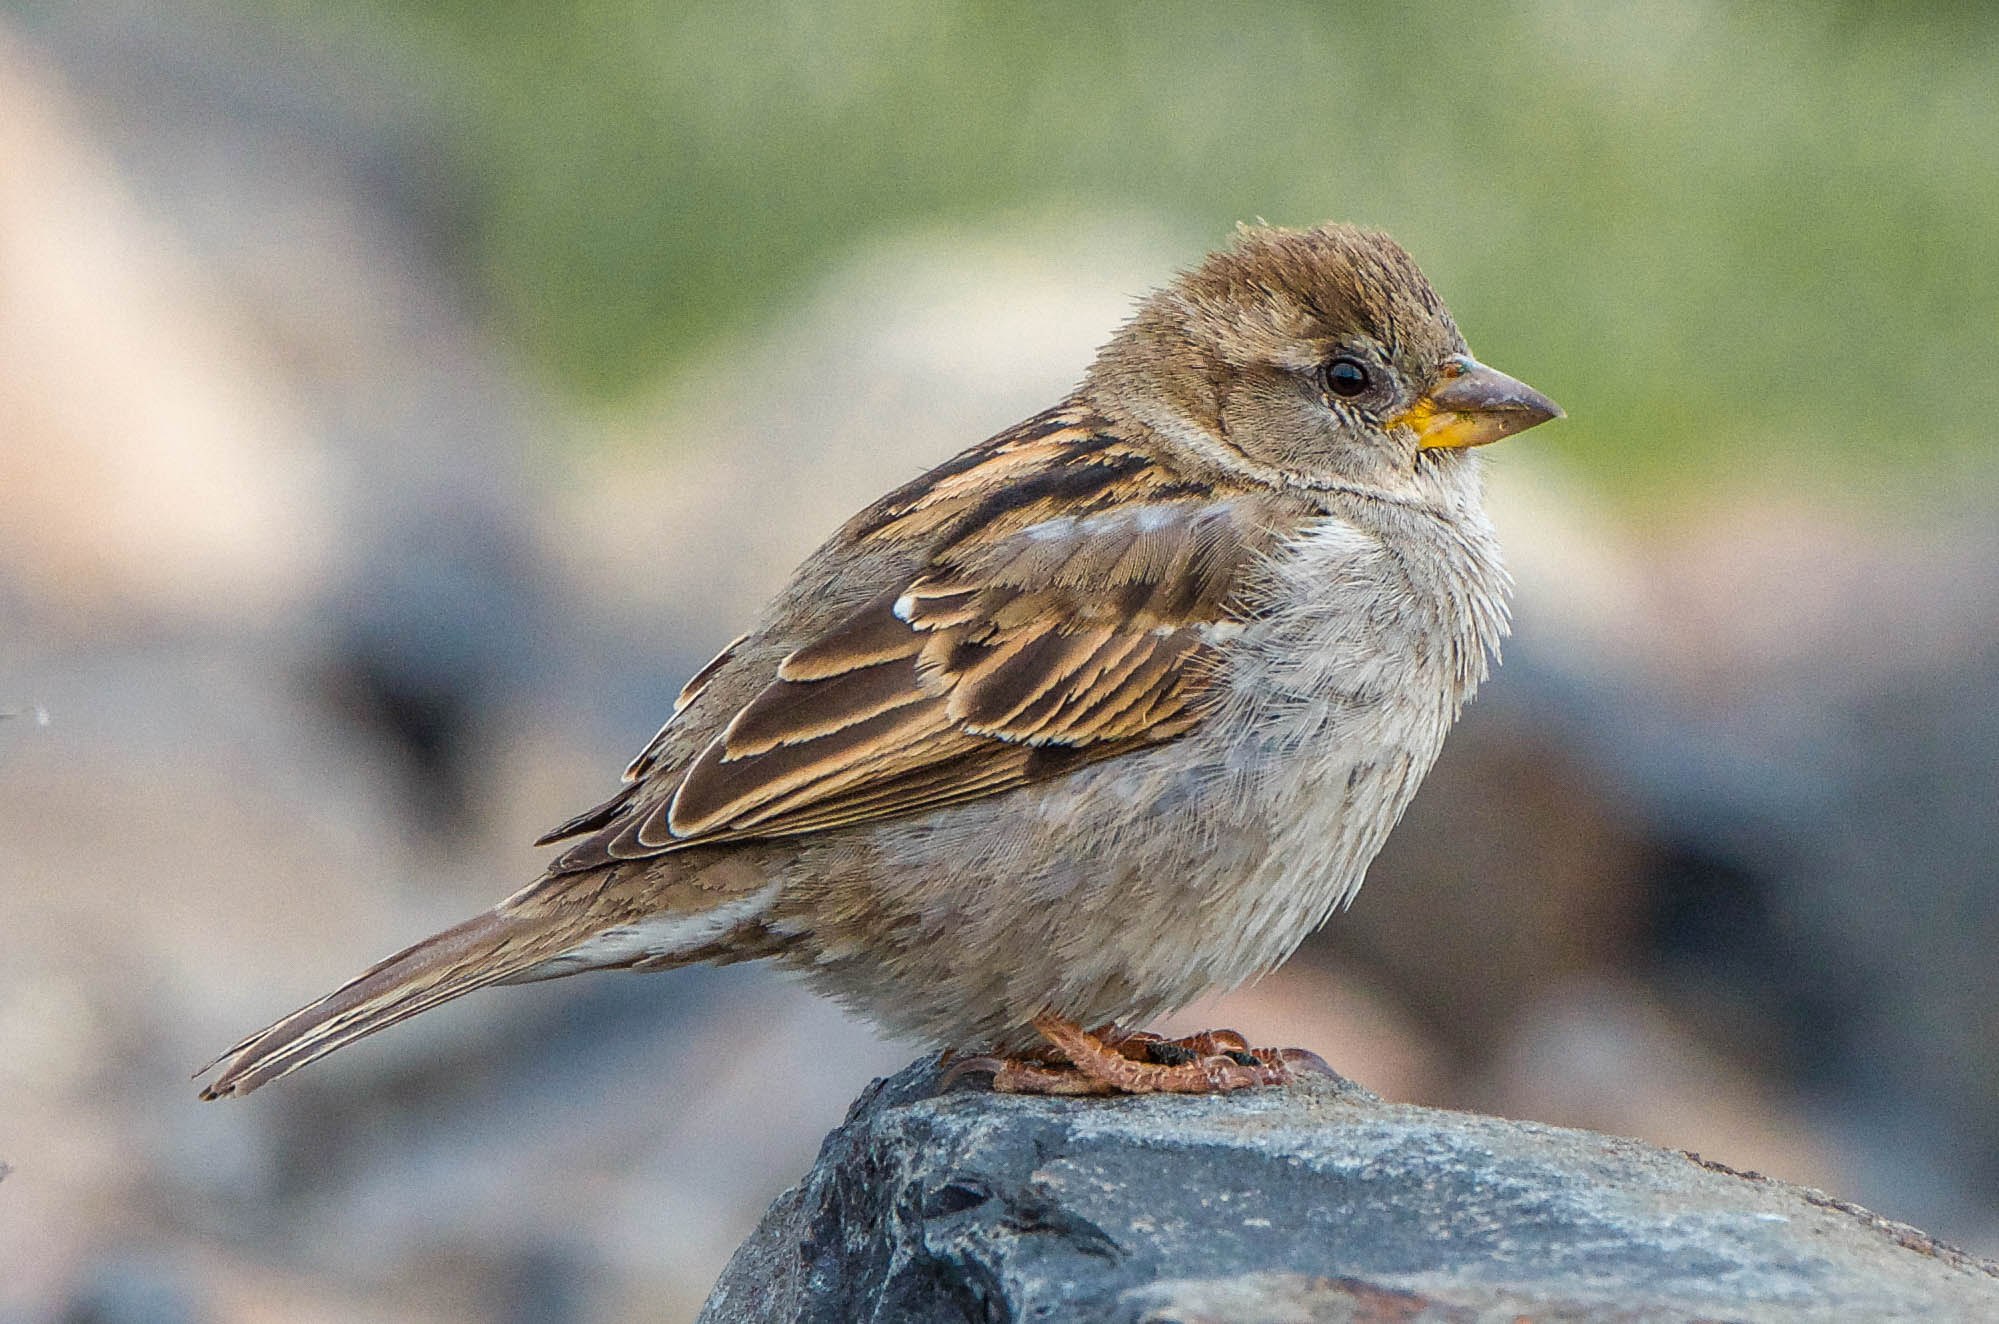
[200,222,1560,1098]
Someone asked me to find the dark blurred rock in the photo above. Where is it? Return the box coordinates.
[1315,694,1652,1063]
[58,1253,203,1324]
[700,1060,1999,1323]
[1589,525,1999,1247]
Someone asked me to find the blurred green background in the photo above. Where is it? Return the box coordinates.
[292,0,1997,499]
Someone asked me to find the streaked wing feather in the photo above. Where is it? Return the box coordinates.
[666,700,964,839]
[779,593,924,680]
[543,409,1281,873]
[533,781,639,847]
[724,654,937,756]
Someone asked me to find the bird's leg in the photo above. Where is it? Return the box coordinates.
[941,1037,1105,1093]
[1094,1024,1339,1080]
[1098,1026,1256,1066]
[1033,1014,1333,1093]
[943,1040,1119,1095]
[948,1014,1334,1094]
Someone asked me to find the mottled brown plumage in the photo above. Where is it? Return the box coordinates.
[198,222,1561,1099]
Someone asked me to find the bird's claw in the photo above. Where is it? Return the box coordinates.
[946,1015,1337,1095]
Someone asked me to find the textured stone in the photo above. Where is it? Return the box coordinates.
[700,1060,1999,1323]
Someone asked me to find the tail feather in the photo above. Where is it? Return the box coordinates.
[197,909,574,1099]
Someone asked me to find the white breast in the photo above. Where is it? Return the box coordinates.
[1190,497,1510,986]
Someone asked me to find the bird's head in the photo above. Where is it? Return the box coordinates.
[1087,222,1562,498]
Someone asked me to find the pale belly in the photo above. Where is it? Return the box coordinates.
[765,671,1457,1052]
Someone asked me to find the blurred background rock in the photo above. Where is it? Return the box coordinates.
[1,2,1994,1320]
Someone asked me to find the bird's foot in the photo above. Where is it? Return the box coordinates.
[948,1013,1335,1095]
[941,1041,1097,1093]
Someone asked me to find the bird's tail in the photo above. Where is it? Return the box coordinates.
[196,909,577,1099]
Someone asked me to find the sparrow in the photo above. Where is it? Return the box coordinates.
[199,222,1560,1099]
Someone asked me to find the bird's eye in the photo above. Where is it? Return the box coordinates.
[1323,357,1370,399]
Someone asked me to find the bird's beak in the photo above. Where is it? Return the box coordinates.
[1388,355,1564,449]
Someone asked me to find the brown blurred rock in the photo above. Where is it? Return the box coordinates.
[1314,703,1652,1064]
[0,24,329,628]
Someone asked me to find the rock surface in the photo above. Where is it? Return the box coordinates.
[699,1060,1999,1323]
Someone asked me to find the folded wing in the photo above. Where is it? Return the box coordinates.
[545,486,1272,873]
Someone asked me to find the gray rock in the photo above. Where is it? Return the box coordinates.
[700,1060,1999,1323]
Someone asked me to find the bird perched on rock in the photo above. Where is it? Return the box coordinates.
[200,222,1560,1098]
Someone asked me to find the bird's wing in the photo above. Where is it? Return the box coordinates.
[538,412,1287,874]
